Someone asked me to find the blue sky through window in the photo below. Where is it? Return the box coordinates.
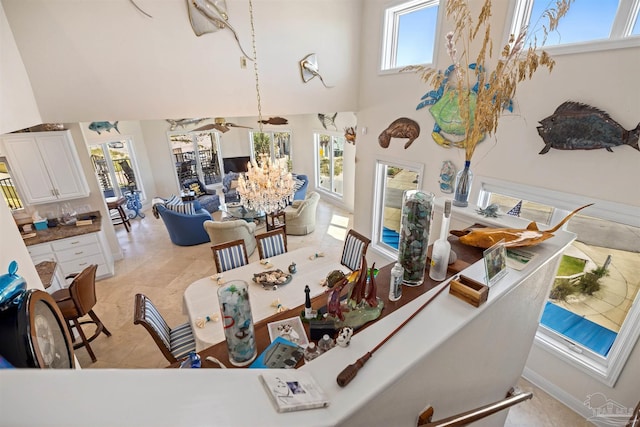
[528,0,619,46]
[395,5,438,67]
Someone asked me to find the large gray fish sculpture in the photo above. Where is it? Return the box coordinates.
[537,102,640,154]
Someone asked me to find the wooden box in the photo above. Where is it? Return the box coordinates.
[449,275,489,307]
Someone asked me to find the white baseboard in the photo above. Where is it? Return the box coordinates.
[522,367,606,426]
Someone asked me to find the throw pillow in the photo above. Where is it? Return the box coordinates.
[165,195,180,205]
[166,197,196,215]
[189,182,205,196]
[293,178,305,191]
[230,179,239,190]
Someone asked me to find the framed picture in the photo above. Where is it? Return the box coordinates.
[267,316,309,347]
[483,240,507,286]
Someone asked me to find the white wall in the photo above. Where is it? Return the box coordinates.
[0,1,40,134]
[355,0,640,418]
[0,198,44,291]
[1,0,362,123]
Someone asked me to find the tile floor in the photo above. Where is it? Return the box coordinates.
[77,198,592,425]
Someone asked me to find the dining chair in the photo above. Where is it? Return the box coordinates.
[340,229,371,271]
[211,239,249,273]
[255,228,288,260]
[133,293,196,364]
[51,264,111,363]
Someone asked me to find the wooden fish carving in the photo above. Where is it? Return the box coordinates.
[450,204,593,248]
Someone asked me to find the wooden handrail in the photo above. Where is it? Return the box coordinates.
[418,390,533,427]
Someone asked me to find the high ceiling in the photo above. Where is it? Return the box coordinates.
[1,0,363,123]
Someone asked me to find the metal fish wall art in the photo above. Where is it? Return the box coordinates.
[299,53,333,88]
[189,0,253,61]
[318,113,338,130]
[89,121,120,135]
[166,118,210,131]
[538,101,640,154]
[378,118,420,149]
[128,0,152,18]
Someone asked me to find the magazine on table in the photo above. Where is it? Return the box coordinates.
[259,369,330,413]
[249,336,304,369]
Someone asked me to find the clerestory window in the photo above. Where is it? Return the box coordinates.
[380,0,441,72]
[508,0,640,55]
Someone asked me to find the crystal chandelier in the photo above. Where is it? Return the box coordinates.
[235,1,295,214]
[237,154,294,214]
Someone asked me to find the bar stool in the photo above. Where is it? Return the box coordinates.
[106,196,131,232]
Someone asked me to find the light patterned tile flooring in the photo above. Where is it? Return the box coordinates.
[78,198,591,425]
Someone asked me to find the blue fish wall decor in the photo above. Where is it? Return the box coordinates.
[89,121,120,135]
[537,102,639,154]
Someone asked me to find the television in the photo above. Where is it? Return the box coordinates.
[223,156,251,173]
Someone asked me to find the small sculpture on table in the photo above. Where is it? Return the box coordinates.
[303,285,317,320]
[325,255,384,329]
[336,326,354,347]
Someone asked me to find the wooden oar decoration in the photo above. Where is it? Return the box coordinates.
[336,282,450,387]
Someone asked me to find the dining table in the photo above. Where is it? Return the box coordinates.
[183,247,347,351]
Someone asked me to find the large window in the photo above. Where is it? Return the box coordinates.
[371,160,423,259]
[169,130,222,186]
[249,130,292,171]
[477,176,640,386]
[381,0,440,72]
[509,0,640,54]
[0,157,24,211]
[315,133,344,198]
[89,139,144,201]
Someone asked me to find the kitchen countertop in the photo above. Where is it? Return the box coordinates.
[34,261,57,289]
[23,211,102,246]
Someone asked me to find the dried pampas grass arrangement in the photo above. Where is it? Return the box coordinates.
[408,0,573,161]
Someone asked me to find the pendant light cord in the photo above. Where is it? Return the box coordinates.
[248,0,263,133]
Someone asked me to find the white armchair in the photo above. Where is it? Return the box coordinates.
[284,191,320,235]
[203,219,257,257]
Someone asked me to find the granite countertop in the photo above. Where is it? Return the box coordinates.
[23,211,102,246]
[35,261,57,289]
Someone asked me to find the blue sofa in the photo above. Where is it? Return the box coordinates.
[181,178,221,213]
[156,204,212,246]
[292,174,309,201]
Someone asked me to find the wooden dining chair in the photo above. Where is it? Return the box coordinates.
[133,293,196,364]
[255,228,288,260]
[51,264,111,363]
[341,229,371,271]
[211,239,249,273]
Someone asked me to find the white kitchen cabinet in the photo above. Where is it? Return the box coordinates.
[26,231,114,280]
[1,130,90,204]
